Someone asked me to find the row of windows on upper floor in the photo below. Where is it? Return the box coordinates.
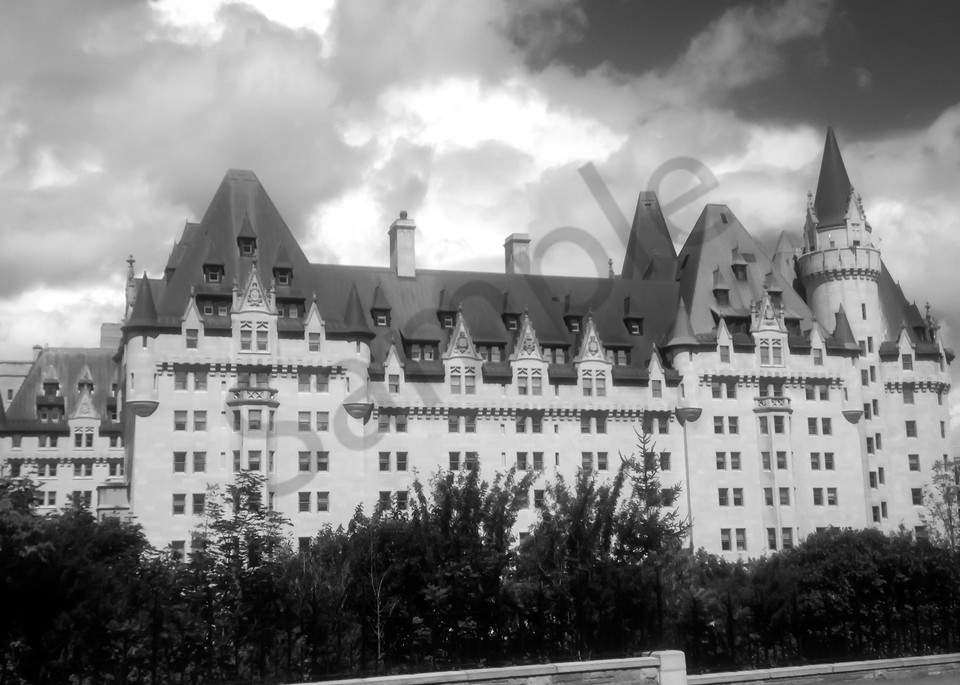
[37,381,120,400]
[716,486,842,508]
[9,460,124,479]
[9,431,123,450]
[34,490,95,509]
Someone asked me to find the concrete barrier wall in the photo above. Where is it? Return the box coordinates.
[308,650,686,685]
[688,652,960,684]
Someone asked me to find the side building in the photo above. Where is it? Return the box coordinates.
[0,129,953,558]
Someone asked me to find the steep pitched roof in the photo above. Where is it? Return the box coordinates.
[1,348,120,432]
[813,127,853,228]
[827,305,859,351]
[371,282,391,311]
[675,205,816,339]
[337,282,375,340]
[157,169,314,321]
[621,192,677,280]
[661,299,698,348]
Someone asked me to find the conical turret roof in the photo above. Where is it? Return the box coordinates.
[341,282,375,340]
[827,304,859,351]
[814,127,853,228]
[661,299,698,348]
[124,275,159,331]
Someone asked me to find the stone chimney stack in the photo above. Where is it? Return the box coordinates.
[504,233,531,275]
[389,211,416,278]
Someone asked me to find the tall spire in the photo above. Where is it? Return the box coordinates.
[621,192,677,280]
[813,127,853,228]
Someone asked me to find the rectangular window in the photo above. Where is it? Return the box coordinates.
[716,452,726,470]
[581,415,590,434]
[729,452,740,470]
[721,528,732,551]
[658,416,669,434]
[761,451,771,470]
[192,493,205,515]
[718,488,729,506]
[878,467,885,484]
[728,416,738,434]
[316,411,329,432]
[827,488,838,506]
[864,403,872,420]
[172,494,186,515]
[193,371,207,391]
[782,528,793,549]
[808,417,818,435]
[450,372,461,394]
[248,451,261,471]
[389,374,400,393]
[298,373,311,392]
[813,348,823,366]
[240,330,252,351]
[533,452,544,470]
[298,412,311,431]
[316,373,329,392]
[774,415,784,434]
[191,410,206,432]
[764,488,773,506]
[824,452,835,470]
[810,452,820,470]
[779,487,790,506]
[449,452,460,471]
[393,451,406,472]
[396,491,408,510]
[465,374,476,395]
[517,452,528,471]
[714,416,724,434]
[447,413,461,433]
[733,488,743,506]
[465,452,478,470]
[660,452,672,470]
[777,451,787,469]
[767,528,777,550]
[597,416,607,434]
[870,366,877,382]
[530,415,541,434]
[906,420,917,438]
[317,492,329,512]
[596,376,606,397]
[652,380,662,398]
[308,332,321,352]
[174,370,188,390]
[315,451,329,472]
[532,376,542,396]
[912,488,923,506]
[909,454,920,471]
[822,418,831,435]
[299,452,311,472]
[256,330,268,351]
[872,505,881,523]
[759,416,769,435]
[518,375,528,395]
[174,411,187,431]
[870,471,878,488]
[597,452,608,471]
[248,409,261,431]
[299,492,311,513]
[186,329,198,349]
[712,382,722,399]
[902,354,913,370]
[173,452,186,473]
[233,451,241,472]
[581,452,593,472]
[379,452,390,472]
[813,488,823,506]
[378,414,390,433]
[736,528,746,551]
[395,413,407,433]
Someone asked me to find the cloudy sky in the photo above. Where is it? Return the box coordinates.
[2,0,960,437]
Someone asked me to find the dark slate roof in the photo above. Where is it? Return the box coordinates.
[813,127,853,228]
[661,299,698,348]
[621,192,677,281]
[338,282,375,340]
[826,306,859,352]
[675,204,818,339]
[155,169,314,323]
[1,348,120,433]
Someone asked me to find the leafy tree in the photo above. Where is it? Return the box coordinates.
[922,456,960,551]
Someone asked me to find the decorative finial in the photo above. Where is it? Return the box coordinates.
[126,255,135,282]
[608,258,614,279]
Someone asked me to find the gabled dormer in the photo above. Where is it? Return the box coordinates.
[202,238,226,284]
[77,365,95,394]
[510,312,544,363]
[233,267,276,354]
[501,291,520,331]
[716,317,733,364]
[371,282,391,327]
[443,309,481,362]
[713,268,731,306]
[623,296,644,336]
[751,288,787,367]
[273,243,293,287]
[730,247,748,282]
[181,294,203,349]
[304,294,325,353]
[437,288,457,329]
[237,213,257,257]
[897,327,915,371]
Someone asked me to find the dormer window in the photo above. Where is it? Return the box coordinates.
[42,381,59,398]
[204,265,224,283]
[714,289,729,306]
[565,316,582,333]
[503,314,519,331]
[373,309,390,327]
[732,264,747,281]
[625,318,643,336]
[759,339,784,366]
[238,237,256,256]
[409,343,439,361]
[274,268,292,286]
[202,302,214,316]
[439,313,455,329]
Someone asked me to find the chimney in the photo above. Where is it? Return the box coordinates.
[32,345,42,361]
[389,211,416,278]
[504,233,531,275]
[100,322,123,350]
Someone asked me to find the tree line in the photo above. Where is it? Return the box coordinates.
[1,432,959,684]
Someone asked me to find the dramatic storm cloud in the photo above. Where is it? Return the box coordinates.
[1,0,959,445]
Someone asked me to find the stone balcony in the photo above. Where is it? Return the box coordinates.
[227,386,279,408]
[753,396,792,413]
